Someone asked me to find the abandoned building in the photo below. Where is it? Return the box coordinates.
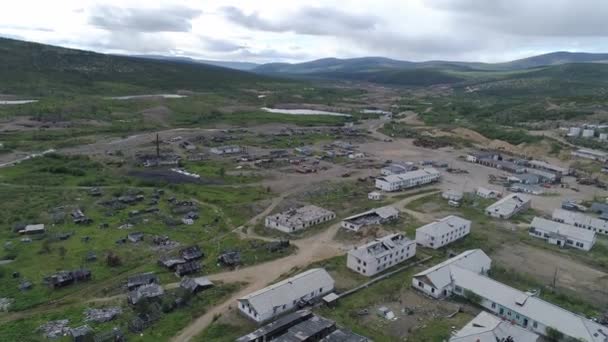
[441,189,464,202]
[236,310,370,342]
[450,311,540,342]
[509,183,544,196]
[367,191,383,201]
[158,256,186,270]
[180,245,204,261]
[93,327,125,342]
[374,168,440,192]
[127,232,144,243]
[414,249,607,341]
[18,223,45,235]
[238,268,335,323]
[71,209,92,224]
[571,148,608,162]
[476,187,500,199]
[127,283,164,305]
[47,269,92,289]
[529,217,596,251]
[347,233,416,277]
[210,145,242,155]
[527,159,570,176]
[70,325,93,342]
[381,162,417,176]
[552,208,608,235]
[341,206,399,232]
[415,215,471,249]
[485,193,531,219]
[127,272,159,290]
[265,205,336,233]
[174,261,201,277]
[180,276,214,293]
[218,250,242,267]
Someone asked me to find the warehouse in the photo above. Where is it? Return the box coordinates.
[552,208,608,235]
[485,194,531,219]
[529,217,596,251]
[375,168,440,192]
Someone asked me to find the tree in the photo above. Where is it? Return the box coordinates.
[106,252,122,267]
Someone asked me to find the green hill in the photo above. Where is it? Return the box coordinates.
[0,38,271,96]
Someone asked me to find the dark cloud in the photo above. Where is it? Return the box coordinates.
[430,0,608,36]
[89,5,202,33]
[221,6,376,35]
[199,36,245,52]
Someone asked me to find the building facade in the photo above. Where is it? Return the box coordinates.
[529,217,596,251]
[347,233,416,277]
[415,215,471,249]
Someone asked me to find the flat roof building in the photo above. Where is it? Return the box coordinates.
[375,168,440,192]
[265,205,335,233]
[571,148,608,162]
[237,268,335,323]
[529,217,596,251]
[415,215,471,249]
[552,208,608,235]
[485,194,531,219]
[347,233,416,277]
[341,206,399,232]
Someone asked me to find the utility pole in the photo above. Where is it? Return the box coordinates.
[156,134,160,158]
[552,266,558,290]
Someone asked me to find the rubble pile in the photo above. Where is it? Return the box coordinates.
[84,307,123,323]
[37,319,71,339]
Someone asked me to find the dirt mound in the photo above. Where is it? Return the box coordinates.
[451,128,491,144]
[140,106,172,126]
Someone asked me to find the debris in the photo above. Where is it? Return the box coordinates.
[37,319,70,339]
[84,307,122,323]
[0,298,13,311]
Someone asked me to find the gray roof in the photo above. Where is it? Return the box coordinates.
[349,233,414,260]
[531,217,596,244]
[553,209,608,231]
[236,310,313,342]
[450,311,539,342]
[320,330,370,342]
[416,215,470,237]
[377,168,440,184]
[486,194,531,217]
[267,205,335,227]
[277,314,335,342]
[414,249,491,290]
[342,206,399,223]
[238,268,334,316]
[452,267,608,342]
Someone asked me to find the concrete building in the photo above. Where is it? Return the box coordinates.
[567,127,581,137]
[415,215,471,249]
[375,168,440,192]
[367,191,383,201]
[441,190,464,202]
[380,162,416,176]
[210,145,242,155]
[413,250,608,341]
[341,206,399,232]
[571,148,608,162]
[347,233,416,277]
[476,187,500,199]
[485,194,531,219]
[466,151,500,163]
[265,205,335,233]
[529,217,596,251]
[450,311,540,342]
[412,249,491,299]
[527,159,569,176]
[552,208,608,235]
[526,168,559,183]
[582,129,595,138]
[237,268,334,323]
[509,183,544,196]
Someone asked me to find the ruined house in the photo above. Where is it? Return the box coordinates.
[179,245,204,261]
[127,272,158,290]
[47,269,91,289]
[127,232,144,243]
[174,261,201,277]
[127,283,164,305]
[180,276,214,293]
[218,250,242,267]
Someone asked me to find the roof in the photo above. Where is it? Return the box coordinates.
[278,314,335,341]
[528,160,568,174]
[349,233,414,260]
[413,249,491,290]
[574,148,608,157]
[553,209,608,231]
[320,330,370,342]
[591,202,608,214]
[267,205,335,227]
[236,310,313,342]
[452,267,608,342]
[342,206,399,222]
[450,311,539,342]
[486,194,531,216]
[377,168,440,184]
[476,187,499,196]
[416,215,471,237]
[238,268,334,316]
[531,217,596,244]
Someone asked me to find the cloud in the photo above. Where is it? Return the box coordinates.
[199,36,245,52]
[89,5,202,33]
[0,24,53,32]
[83,32,176,54]
[221,6,376,36]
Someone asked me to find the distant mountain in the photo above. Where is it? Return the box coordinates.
[131,54,259,71]
[0,38,270,96]
[254,57,415,74]
[494,51,608,70]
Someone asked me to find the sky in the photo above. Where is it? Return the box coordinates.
[1,0,608,64]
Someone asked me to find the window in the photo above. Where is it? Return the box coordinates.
[533,321,538,328]
[491,303,496,309]
[418,281,424,288]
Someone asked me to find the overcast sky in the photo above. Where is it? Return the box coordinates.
[2,0,608,64]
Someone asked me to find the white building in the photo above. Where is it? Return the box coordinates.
[600,133,608,141]
[552,208,608,235]
[567,127,581,137]
[529,217,596,251]
[442,189,464,202]
[476,187,500,199]
[380,162,416,176]
[18,224,45,235]
[265,205,335,233]
[415,215,471,249]
[367,191,382,201]
[527,160,570,176]
[485,194,531,219]
[582,129,595,138]
[210,145,242,155]
[375,168,440,192]
[412,249,491,298]
[341,206,399,232]
[571,148,608,162]
[450,311,540,342]
[414,250,608,341]
[237,268,335,323]
[347,233,416,277]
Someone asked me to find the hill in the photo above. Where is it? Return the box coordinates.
[0,38,270,96]
[494,51,608,70]
[131,54,259,71]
